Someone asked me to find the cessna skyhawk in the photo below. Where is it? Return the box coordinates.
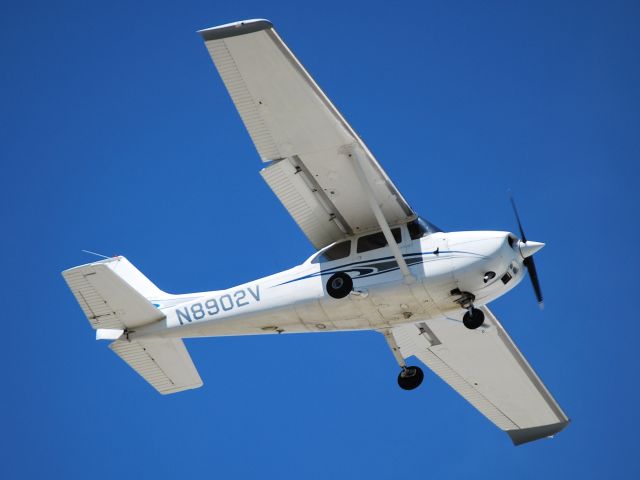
[63,19,569,446]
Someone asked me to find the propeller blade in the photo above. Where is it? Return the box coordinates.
[509,192,544,307]
[509,193,527,243]
[523,256,543,307]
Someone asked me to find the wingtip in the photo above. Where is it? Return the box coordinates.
[198,19,273,41]
[508,420,570,446]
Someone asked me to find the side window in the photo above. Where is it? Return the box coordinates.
[357,228,402,254]
[312,241,351,264]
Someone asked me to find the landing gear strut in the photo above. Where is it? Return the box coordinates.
[381,329,424,390]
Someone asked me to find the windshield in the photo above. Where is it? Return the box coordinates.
[407,217,443,240]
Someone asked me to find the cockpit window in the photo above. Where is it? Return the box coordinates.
[311,240,351,264]
[407,217,443,240]
[357,228,402,253]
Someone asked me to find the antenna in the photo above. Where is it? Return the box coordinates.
[81,249,111,260]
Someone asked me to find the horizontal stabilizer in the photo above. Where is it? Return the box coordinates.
[110,338,203,395]
[62,257,165,330]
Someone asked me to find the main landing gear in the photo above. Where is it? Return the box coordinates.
[326,272,353,299]
[381,329,424,390]
[452,289,485,330]
[397,365,424,390]
[463,307,485,330]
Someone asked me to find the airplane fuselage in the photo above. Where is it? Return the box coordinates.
[132,229,527,340]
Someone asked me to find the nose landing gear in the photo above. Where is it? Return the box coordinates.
[452,289,486,330]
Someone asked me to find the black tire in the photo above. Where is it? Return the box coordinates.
[326,272,353,299]
[397,366,424,390]
[463,308,485,330]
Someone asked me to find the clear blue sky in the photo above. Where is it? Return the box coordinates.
[2,1,639,478]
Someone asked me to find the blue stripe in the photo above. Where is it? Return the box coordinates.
[273,250,484,287]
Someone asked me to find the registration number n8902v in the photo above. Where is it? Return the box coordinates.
[175,286,260,325]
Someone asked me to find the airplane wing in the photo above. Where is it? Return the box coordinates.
[391,307,569,445]
[199,20,416,249]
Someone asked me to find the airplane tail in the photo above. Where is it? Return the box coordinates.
[62,256,203,394]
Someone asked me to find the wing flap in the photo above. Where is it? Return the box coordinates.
[260,157,346,248]
[392,307,569,444]
[110,338,203,395]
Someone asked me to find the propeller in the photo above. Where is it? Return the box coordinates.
[509,193,544,308]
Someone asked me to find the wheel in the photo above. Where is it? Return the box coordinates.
[463,307,485,329]
[397,366,424,390]
[326,272,353,299]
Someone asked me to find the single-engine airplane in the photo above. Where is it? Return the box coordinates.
[63,19,569,445]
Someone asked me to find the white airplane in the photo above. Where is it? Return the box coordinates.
[63,19,569,445]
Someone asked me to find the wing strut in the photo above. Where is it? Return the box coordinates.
[348,145,415,284]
